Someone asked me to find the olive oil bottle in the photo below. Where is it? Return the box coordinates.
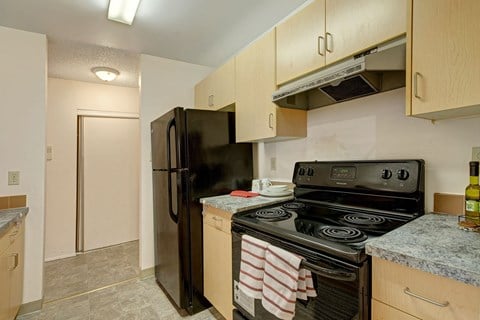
[465,161,480,224]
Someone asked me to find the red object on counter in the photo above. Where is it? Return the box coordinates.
[230,190,259,198]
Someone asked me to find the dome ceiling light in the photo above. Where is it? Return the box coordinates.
[91,67,120,82]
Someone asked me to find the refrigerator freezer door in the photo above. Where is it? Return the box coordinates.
[151,107,186,170]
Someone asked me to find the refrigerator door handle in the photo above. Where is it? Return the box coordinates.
[166,118,179,224]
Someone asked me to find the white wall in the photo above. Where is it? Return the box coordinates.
[0,26,46,304]
[46,78,139,260]
[259,88,480,212]
[139,54,211,270]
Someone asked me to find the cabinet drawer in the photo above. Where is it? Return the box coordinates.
[372,298,420,320]
[372,257,480,320]
[203,211,231,234]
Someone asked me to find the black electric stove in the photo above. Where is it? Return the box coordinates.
[232,160,425,264]
[232,160,425,320]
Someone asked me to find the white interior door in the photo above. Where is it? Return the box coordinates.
[79,116,139,251]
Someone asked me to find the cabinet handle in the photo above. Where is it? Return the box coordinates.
[317,36,325,56]
[326,32,333,53]
[208,95,214,107]
[413,72,422,99]
[9,253,19,271]
[268,113,274,129]
[403,287,449,307]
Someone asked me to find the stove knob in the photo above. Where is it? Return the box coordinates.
[397,169,410,180]
[298,167,306,176]
[381,169,392,180]
[307,168,314,176]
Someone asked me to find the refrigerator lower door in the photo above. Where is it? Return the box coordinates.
[152,170,183,308]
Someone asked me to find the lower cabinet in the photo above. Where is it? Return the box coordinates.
[203,206,233,320]
[0,218,25,320]
[372,256,480,320]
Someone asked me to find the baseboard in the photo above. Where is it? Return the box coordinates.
[140,267,154,279]
[18,299,43,315]
[44,252,77,262]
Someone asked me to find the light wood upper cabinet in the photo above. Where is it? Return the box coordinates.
[0,218,25,320]
[325,0,407,65]
[407,0,480,119]
[194,58,235,110]
[203,206,233,320]
[276,0,407,85]
[372,257,480,320]
[276,0,326,85]
[236,30,306,142]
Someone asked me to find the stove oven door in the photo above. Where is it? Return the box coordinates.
[232,224,370,320]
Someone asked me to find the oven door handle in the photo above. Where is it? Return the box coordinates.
[301,260,357,282]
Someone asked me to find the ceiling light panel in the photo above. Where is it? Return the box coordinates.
[108,0,141,25]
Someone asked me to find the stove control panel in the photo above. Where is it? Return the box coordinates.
[293,160,424,194]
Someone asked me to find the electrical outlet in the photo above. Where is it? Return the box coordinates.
[270,157,277,171]
[472,147,480,161]
[8,171,20,185]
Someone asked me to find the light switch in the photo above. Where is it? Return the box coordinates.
[270,157,277,171]
[47,145,53,161]
[8,171,20,185]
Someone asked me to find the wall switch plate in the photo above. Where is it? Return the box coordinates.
[46,145,53,161]
[270,157,276,171]
[472,147,480,161]
[8,171,20,185]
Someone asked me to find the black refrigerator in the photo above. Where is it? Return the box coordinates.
[151,107,253,314]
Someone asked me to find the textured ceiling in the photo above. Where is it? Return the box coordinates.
[0,0,308,87]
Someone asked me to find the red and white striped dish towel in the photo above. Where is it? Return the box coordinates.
[238,235,269,299]
[261,244,317,320]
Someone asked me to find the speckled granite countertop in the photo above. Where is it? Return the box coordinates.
[200,193,294,214]
[0,207,28,238]
[366,213,480,287]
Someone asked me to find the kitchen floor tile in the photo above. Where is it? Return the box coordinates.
[43,240,140,302]
[18,278,223,320]
[21,240,224,320]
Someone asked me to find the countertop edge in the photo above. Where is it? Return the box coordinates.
[0,207,29,238]
[200,194,294,213]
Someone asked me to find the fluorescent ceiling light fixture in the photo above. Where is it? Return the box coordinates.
[108,0,141,25]
[92,67,120,82]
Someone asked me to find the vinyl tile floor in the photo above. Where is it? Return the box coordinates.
[43,240,140,303]
[18,241,223,320]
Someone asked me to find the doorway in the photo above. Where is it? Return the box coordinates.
[76,116,140,252]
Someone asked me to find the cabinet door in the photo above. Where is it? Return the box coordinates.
[194,59,235,110]
[236,30,277,142]
[0,242,10,320]
[203,216,232,320]
[194,78,211,109]
[276,0,326,85]
[9,223,24,319]
[408,0,480,118]
[210,58,235,109]
[325,0,407,65]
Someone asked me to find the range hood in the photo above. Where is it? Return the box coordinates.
[273,37,406,110]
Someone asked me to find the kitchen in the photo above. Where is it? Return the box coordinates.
[0,0,479,320]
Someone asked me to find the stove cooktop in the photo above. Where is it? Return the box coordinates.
[232,200,413,263]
